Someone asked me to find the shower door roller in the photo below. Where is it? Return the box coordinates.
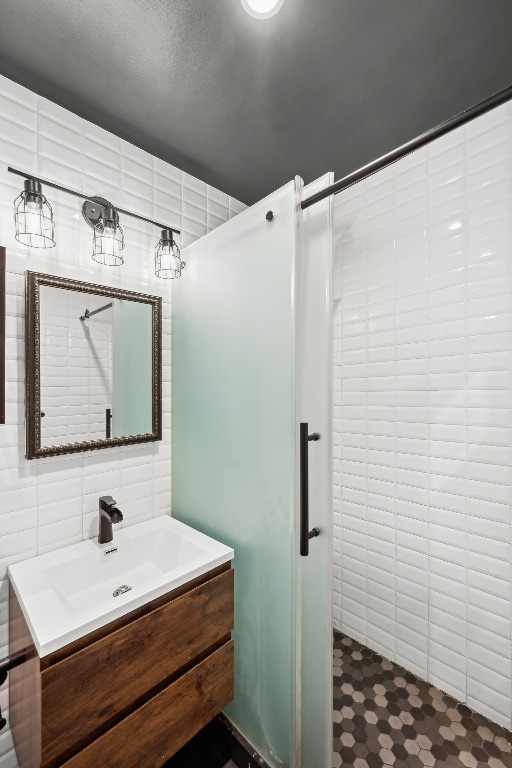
[299,422,321,556]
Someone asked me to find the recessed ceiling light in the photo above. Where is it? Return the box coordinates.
[241,0,285,19]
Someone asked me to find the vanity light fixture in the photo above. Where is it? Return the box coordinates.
[241,0,285,19]
[14,179,56,249]
[155,229,184,279]
[9,167,181,278]
[82,197,124,266]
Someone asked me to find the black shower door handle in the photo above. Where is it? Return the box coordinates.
[300,422,321,556]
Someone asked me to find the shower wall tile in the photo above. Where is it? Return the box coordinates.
[333,99,512,729]
[0,73,245,768]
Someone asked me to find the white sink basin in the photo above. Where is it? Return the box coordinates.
[9,516,234,657]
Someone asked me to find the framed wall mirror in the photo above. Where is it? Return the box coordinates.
[25,271,162,459]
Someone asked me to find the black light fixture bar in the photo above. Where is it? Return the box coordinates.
[8,167,180,235]
[301,83,512,210]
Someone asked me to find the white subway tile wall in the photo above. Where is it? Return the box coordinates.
[333,100,512,729]
[0,74,245,766]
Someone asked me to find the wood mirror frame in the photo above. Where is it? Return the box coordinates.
[25,271,162,459]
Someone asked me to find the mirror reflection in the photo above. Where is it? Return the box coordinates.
[39,288,153,447]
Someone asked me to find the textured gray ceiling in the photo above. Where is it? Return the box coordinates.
[0,0,511,204]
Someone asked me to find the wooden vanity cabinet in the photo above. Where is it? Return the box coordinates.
[9,564,234,768]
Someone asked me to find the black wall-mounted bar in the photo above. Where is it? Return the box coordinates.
[301,83,512,210]
[7,167,180,235]
[0,649,28,732]
[0,649,27,684]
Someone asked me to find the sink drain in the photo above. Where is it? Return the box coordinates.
[113,585,132,597]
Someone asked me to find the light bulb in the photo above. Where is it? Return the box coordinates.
[102,222,116,239]
[241,0,285,19]
[155,229,183,278]
[14,179,55,248]
[92,207,124,266]
[99,222,120,260]
[99,221,117,260]
[24,197,43,237]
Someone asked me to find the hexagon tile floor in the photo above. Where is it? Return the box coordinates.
[333,630,512,768]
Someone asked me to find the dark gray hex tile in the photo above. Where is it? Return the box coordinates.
[332,630,511,768]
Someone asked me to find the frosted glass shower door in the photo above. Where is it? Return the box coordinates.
[172,180,300,767]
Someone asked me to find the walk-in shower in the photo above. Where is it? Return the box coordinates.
[331,85,512,767]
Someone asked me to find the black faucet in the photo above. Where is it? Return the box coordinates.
[98,496,123,544]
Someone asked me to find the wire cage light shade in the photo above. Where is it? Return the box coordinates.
[92,206,124,266]
[14,179,56,248]
[155,229,184,279]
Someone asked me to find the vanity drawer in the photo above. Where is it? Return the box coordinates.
[41,568,234,766]
[61,640,234,768]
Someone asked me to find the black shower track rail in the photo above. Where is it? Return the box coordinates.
[301,83,512,210]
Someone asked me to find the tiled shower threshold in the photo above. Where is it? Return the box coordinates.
[334,629,512,768]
